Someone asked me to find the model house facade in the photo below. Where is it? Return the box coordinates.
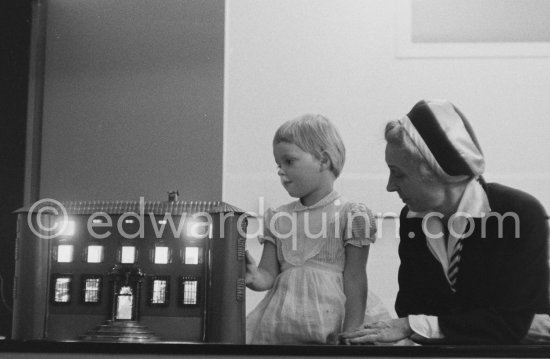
[13,199,248,343]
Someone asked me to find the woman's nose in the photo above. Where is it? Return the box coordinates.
[386,176,397,192]
[277,167,285,176]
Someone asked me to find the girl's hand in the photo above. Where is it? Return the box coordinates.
[245,242,278,291]
[245,250,260,285]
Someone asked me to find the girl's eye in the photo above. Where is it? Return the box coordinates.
[285,159,294,166]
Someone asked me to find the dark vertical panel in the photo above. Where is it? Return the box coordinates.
[0,0,32,338]
[39,0,225,202]
[23,0,47,205]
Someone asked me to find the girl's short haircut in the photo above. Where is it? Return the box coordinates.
[384,120,442,183]
[273,114,346,178]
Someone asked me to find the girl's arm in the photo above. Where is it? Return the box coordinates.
[342,244,369,332]
[245,242,280,291]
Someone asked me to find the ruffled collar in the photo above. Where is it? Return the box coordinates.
[291,190,341,212]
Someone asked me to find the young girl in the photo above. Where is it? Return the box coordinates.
[245,114,378,344]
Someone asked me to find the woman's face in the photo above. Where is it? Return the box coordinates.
[385,143,447,213]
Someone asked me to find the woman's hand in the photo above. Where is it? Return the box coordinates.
[339,318,413,345]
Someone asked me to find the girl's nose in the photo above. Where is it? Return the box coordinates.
[277,167,285,176]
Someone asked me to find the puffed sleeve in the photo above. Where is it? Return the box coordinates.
[258,208,277,245]
[342,202,377,247]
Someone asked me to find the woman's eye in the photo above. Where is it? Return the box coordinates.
[391,170,404,179]
[285,159,294,165]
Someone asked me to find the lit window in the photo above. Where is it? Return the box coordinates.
[57,245,74,263]
[87,245,104,263]
[158,219,167,225]
[184,247,199,265]
[84,277,101,303]
[120,246,136,263]
[92,218,103,224]
[124,219,135,224]
[152,279,168,304]
[54,277,71,303]
[183,279,198,305]
[57,219,76,236]
[154,246,169,264]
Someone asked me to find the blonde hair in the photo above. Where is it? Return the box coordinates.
[384,120,442,183]
[273,114,346,178]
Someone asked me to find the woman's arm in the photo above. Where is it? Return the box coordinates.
[342,245,369,332]
[245,242,280,291]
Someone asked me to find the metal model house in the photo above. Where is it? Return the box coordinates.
[12,197,248,343]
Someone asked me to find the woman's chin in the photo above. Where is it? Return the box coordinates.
[406,203,432,213]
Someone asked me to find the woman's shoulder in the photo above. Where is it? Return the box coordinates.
[485,182,548,218]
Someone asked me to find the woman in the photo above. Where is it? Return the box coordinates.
[340,99,549,344]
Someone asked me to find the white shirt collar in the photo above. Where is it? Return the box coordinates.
[404,179,491,285]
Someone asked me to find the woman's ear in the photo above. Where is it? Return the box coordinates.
[319,151,332,172]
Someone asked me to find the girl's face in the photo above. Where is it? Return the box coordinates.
[385,143,447,213]
[273,141,326,204]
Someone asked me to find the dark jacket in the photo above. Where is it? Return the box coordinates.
[395,182,550,344]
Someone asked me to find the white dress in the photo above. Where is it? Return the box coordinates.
[246,191,385,344]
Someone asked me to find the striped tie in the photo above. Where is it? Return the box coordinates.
[447,237,464,292]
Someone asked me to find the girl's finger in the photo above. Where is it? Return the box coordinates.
[245,250,256,265]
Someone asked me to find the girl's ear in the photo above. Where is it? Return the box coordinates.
[319,151,332,172]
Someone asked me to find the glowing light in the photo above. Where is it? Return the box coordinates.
[57,219,76,236]
[87,245,104,263]
[152,280,167,304]
[57,245,74,263]
[185,247,199,264]
[54,277,71,303]
[186,218,209,239]
[154,247,169,264]
[84,278,101,303]
[121,246,136,263]
[183,280,198,305]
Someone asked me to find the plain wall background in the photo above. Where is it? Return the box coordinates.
[223,0,550,315]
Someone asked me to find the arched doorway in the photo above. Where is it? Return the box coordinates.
[109,265,144,321]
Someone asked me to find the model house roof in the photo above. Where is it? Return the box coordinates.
[16,200,249,215]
